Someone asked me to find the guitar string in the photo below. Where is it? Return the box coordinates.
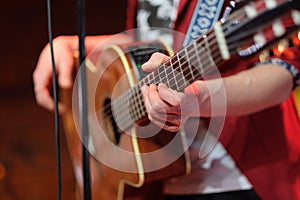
[106,2,296,130]
[100,10,249,130]
[97,1,281,130]
[100,40,222,131]
[110,10,251,128]
[117,0,295,123]
[111,45,226,130]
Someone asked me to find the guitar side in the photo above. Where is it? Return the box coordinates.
[60,1,300,198]
[61,41,191,200]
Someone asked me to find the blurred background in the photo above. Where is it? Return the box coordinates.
[0,0,126,199]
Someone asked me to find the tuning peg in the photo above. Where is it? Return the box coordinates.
[292,30,300,47]
[258,50,270,62]
[273,39,289,56]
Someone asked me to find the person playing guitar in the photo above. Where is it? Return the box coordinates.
[33,0,300,199]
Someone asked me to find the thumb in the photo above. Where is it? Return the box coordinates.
[142,52,170,72]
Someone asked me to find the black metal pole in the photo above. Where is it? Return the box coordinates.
[46,0,62,199]
[77,0,92,199]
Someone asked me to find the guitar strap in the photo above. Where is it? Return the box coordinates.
[182,1,300,120]
[182,0,224,47]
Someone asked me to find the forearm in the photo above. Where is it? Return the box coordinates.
[194,64,294,116]
[224,63,294,115]
[85,34,134,54]
[55,34,134,55]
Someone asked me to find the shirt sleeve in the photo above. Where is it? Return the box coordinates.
[256,57,300,89]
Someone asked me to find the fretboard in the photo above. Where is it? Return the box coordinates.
[108,0,300,132]
[112,29,224,132]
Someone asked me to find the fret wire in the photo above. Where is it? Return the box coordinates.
[118,40,222,120]
[176,53,188,90]
[137,87,146,117]
[111,43,221,127]
[174,54,183,91]
[143,76,149,86]
[123,90,132,129]
[131,89,139,120]
[164,67,171,88]
[133,84,146,121]
[194,42,205,75]
[186,44,200,75]
[154,70,160,84]
[138,80,146,119]
[144,25,224,89]
[133,83,144,119]
[107,48,223,130]
[125,90,135,129]
[176,54,184,81]
[169,58,180,91]
[102,19,233,128]
[158,66,167,84]
[148,72,154,84]
[133,91,142,119]
[184,47,195,82]
[102,6,245,125]
[203,34,212,57]
[157,67,162,84]
[136,86,144,118]
[175,53,183,86]
[166,65,175,89]
[132,87,140,120]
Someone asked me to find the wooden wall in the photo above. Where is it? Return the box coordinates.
[0,1,126,199]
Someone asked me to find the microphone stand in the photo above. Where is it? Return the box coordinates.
[77,0,92,199]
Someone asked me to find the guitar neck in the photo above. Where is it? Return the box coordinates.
[111,29,222,132]
[142,30,223,92]
[111,0,300,132]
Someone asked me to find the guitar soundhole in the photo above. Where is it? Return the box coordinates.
[103,98,121,144]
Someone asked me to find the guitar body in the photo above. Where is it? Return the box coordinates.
[60,1,300,199]
[61,41,191,200]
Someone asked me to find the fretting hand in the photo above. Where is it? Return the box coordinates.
[141,52,202,132]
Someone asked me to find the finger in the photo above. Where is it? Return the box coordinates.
[145,85,182,123]
[35,92,66,114]
[157,83,184,115]
[185,82,200,96]
[147,84,170,113]
[148,114,181,133]
[57,49,74,88]
[142,52,170,72]
[142,84,167,121]
[34,87,55,111]
[33,50,70,113]
[33,54,54,111]
[141,84,155,118]
[142,84,163,114]
[147,106,182,126]
[141,85,184,132]
[158,83,184,106]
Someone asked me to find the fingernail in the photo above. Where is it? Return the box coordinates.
[158,83,168,91]
[141,61,150,68]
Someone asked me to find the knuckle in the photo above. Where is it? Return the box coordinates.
[151,102,164,112]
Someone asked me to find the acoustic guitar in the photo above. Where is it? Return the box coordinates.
[61,0,300,199]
